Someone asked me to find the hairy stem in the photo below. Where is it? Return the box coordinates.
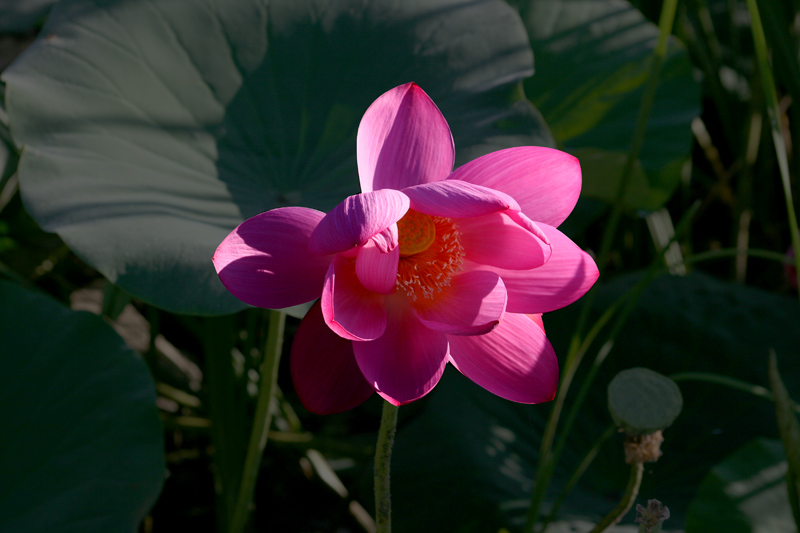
[375,401,399,533]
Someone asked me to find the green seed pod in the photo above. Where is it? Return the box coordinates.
[608,368,683,436]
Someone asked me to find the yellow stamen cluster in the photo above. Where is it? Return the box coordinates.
[395,210,464,302]
[397,209,436,256]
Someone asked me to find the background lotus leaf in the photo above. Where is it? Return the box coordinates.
[0,280,164,533]
[3,0,551,315]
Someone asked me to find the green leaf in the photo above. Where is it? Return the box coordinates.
[570,148,654,209]
[768,351,800,529]
[102,280,132,321]
[0,280,164,532]
[391,273,800,531]
[512,0,700,211]
[685,438,795,532]
[0,86,19,188]
[0,0,56,33]
[3,0,551,315]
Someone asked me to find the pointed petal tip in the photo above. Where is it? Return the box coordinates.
[358,83,454,192]
[488,224,600,314]
[353,300,449,405]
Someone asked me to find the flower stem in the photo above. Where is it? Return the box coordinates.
[375,401,399,533]
[590,462,645,533]
[228,309,286,533]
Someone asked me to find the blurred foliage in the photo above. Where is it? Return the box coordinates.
[2,0,550,315]
[391,273,800,531]
[685,438,794,532]
[514,0,701,211]
[0,0,799,531]
[0,280,164,532]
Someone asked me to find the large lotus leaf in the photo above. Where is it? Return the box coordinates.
[0,280,164,532]
[685,438,794,532]
[510,0,700,211]
[2,0,551,315]
[0,0,57,33]
[1,88,17,184]
[391,273,800,531]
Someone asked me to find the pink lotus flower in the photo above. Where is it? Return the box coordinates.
[213,83,598,414]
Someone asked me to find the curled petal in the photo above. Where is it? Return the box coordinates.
[353,295,449,405]
[358,83,455,192]
[213,207,331,309]
[370,224,399,253]
[479,223,599,314]
[506,210,550,245]
[402,180,520,218]
[356,239,399,295]
[448,313,558,404]
[309,190,409,255]
[456,212,552,270]
[321,256,387,341]
[291,302,374,414]
[412,270,506,335]
[449,146,581,227]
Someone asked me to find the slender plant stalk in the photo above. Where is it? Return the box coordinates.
[745,0,800,298]
[550,277,653,466]
[680,247,788,266]
[671,371,800,414]
[375,401,399,533]
[523,4,680,530]
[540,424,617,531]
[768,351,800,531]
[590,462,645,533]
[542,208,711,530]
[539,245,788,526]
[229,310,286,533]
[204,315,246,532]
[534,242,789,528]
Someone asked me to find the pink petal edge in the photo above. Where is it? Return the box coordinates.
[449,146,581,227]
[478,223,599,314]
[353,295,449,405]
[213,207,332,309]
[412,270,507,335]
[309,190,409,256]
[456,212,552,270]
[321,256,387,341]
[402,180,520,218]
[527,313,545,332]
[356,239,399,295]
[357,83,455,192]
[448,312,559,404]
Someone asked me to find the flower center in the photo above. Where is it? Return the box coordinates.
[396,210,464,301]
[397,209,436,256]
